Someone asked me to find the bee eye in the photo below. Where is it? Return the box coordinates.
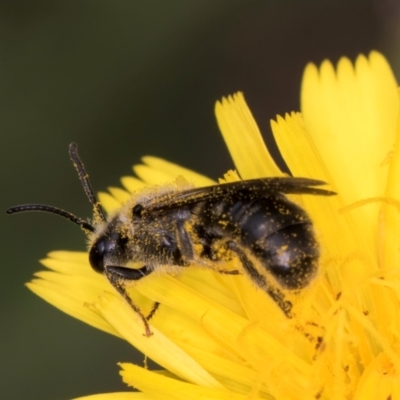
[89,238,106,273]
[89,233,128,274]
[133,204,143,217]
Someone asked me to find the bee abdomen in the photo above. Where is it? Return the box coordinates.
[254,222,319,289]
[222,195,319,289]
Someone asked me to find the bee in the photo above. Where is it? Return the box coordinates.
[7,143,335,336]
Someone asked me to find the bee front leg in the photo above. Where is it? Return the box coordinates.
[105,265,156,337]
[227,241,293,317]
[146,301,161,321]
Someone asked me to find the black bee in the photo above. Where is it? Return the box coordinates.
[7,143,335,335]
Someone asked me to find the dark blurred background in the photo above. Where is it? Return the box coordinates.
[1,1,399,399]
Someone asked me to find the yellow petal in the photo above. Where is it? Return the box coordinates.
[270,112,363,265]
[94,291,223,388]
[27,252,122,336]
[98,191,123,214]
[378,89,400,269]
[120,363,260,400]
[107,186,132,204]
[27,272,119,337]
[73,392,150,400]
[176,341,275,397]
[135,274,312,376]
[271,112,330,182]
[215,92,282,178]
[120,176,146,193]
[301,51,398,259]
[302,51,398,201]
[134,157,214,186]
[40,251,89,274]
[355,353,398,399]
[142,156,215,186]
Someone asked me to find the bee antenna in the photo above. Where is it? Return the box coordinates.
[6,204,95,232]
[69,142,106,222]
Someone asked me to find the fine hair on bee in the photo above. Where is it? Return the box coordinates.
[7,143,335,336]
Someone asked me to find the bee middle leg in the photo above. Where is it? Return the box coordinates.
[227,241,293,317]
[146,301,160,321]
[215,269,240,275]
[175,219,194,262]
[105,265,156,336]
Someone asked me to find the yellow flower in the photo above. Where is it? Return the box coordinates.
[27,51,400,399]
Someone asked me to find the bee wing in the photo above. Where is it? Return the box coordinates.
[147,177,335,213]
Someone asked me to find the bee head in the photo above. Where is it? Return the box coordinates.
[89,232,128,273]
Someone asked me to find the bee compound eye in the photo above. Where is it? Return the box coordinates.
[88,233,128,274]
[89,238,106,273]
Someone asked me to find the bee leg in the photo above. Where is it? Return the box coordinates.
[146,301,160,321]
[105,265,154,337]
[227,241,293,317]
[216,269,240,275]
[175,219,194,262]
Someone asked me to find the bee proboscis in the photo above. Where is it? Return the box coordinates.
[7,143,335,336]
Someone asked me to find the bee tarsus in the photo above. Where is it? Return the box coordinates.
[105,265,154,336]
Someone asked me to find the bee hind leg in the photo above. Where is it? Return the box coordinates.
[105,265,154,337]
[226,241,293,317]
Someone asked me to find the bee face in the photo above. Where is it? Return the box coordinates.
[89,231,129,273]
[7,143,335,335]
